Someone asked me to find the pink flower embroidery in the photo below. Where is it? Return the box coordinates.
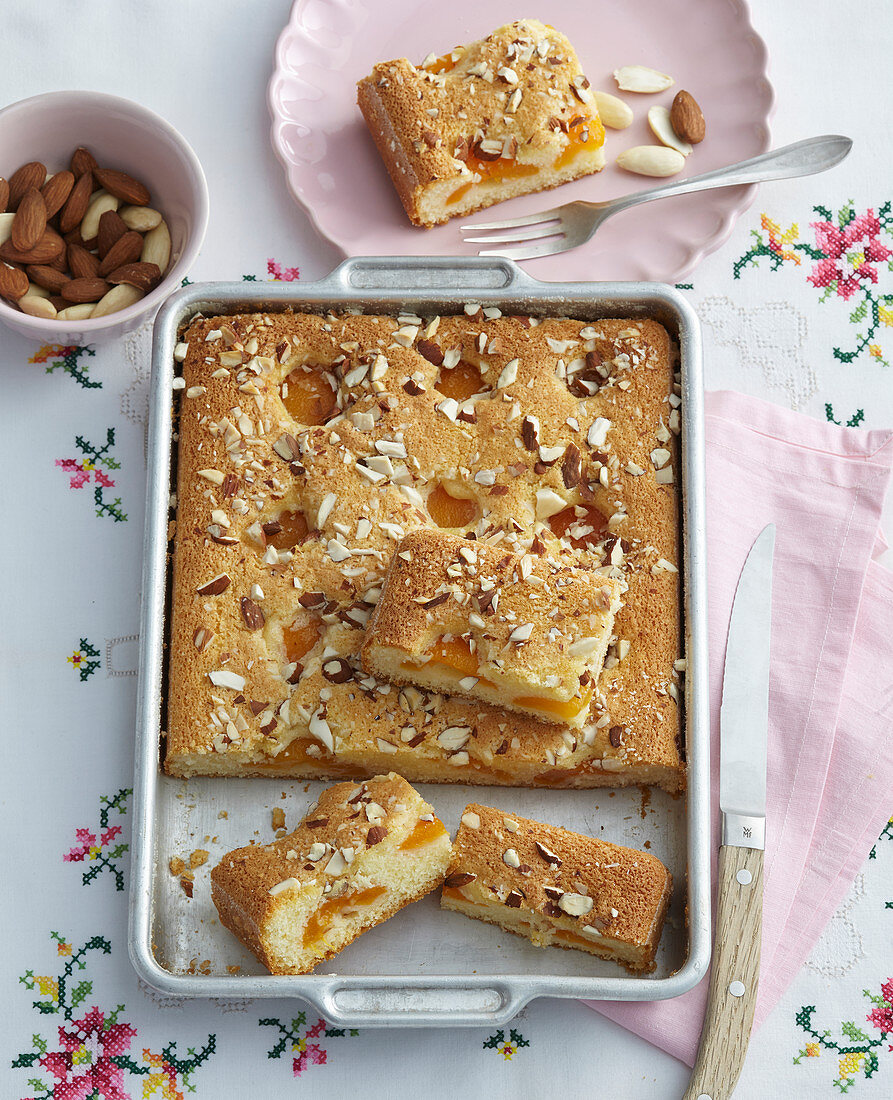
[293,1044,327,1076]
[808,209,892,300]
[867,978,893,1033]
[39,1006,136,1100]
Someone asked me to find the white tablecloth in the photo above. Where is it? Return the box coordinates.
[2,2,892,1097]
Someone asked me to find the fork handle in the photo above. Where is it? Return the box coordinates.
[601,135,852,217]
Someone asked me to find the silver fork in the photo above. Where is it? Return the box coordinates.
[461,135,852,261]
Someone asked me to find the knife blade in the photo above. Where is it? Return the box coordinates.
[684,524,775,1100]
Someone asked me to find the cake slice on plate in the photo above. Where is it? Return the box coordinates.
[441,803,671,972]
[357,19,605,227]
[211,773,451,974]
[361,528,623,728]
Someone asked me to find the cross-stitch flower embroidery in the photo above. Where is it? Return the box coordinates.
[40,1006,137,1100]
[808,209,892,300]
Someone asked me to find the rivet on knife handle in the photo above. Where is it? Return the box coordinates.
[682,845,764,1100]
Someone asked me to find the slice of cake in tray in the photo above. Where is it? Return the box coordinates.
[357,19,605,227]
[210,773,451,975]
[361,528,623,728]
[441,803,671,973]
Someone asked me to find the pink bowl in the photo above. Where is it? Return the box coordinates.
[0,90,208,343]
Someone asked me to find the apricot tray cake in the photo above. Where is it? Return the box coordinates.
[361,528,624,728]
[211,773,451,974]
[441,803,672,973]
[357,20,606,227]
[165,306,683,791]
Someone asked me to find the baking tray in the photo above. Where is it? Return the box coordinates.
[130,256,710,1027]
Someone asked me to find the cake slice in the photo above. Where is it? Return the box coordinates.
[361,529,623,728]
[357,19,605,227]
[210,773,452,974]
[441,803,671,972]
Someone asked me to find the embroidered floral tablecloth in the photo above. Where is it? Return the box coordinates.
[2,2,892,1097]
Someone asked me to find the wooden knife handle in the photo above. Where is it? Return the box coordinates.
[683,845,764,1100]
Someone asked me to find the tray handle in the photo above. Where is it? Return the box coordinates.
[316,255,540,295]
[313,980,528,1028]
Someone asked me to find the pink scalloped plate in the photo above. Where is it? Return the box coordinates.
[269,0,774,282]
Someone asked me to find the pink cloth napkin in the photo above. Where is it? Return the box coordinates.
[587,389,893,1065]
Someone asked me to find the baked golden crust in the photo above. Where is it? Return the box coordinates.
[441,803,672,972]
[166,309,683,790]
[361,528,622,726]
[210,773,451,974]
[357,20,605,227]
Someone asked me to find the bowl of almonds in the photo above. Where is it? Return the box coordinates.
[0,90,208,342]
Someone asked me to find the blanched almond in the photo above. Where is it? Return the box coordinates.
[119,204,162,232]
[141,218,171,273]
[613,65,675,93]
[647,105,693,156]
[18,293,57,319]
[57,303,96,321]
[616,145,685,177]
[593,90,634,130]
[80,190,119,242]
[90,282,143,318]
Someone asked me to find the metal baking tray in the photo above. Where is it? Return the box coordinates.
[130,257,710,1027]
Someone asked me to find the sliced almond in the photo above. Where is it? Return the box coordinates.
[613,65,675,94]
[616,145,685,177]
[647,106,692,156]
[593,90,634,130]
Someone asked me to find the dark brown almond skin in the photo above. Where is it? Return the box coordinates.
[40,170,75,218]
[70,146,99,177]
[94,167,151,206]
[8,161,46,208]
[107,261,161,290]
[61,277,110,303]
[48,294,68,311]
[11,189,47,251]
[0,228,65,265]
[68,242,100,279]
[0,177,9,214]
[97,209,127,259]
[59,171,94,234]
[26,264,70,294]
[98,230,143,276]
[0,261,29,301]
[670,90,706,145]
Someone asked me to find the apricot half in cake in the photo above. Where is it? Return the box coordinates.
[211,773,451,974]
[362,529,623,728]
[357,19,605,227]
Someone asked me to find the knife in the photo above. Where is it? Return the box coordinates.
[684,523,775,1100]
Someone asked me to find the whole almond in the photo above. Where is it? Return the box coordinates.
[70,146,99,177]
[94,167,151,206]
[0,227,65,265]
[616,145,686,177]
[119,204,162,232]
[141,219,171,273]
[97,209,127,259]
[98,230,143,276]
[0,261,28,301]
[68,242,101,279]
[60,171,94,234]
[18,293,57,319]
[26,264,70,294]
[0,177,8,214]
[41,170,75,218]
[8,161,46,209]
[61,277,110,303]
[80,190,119,242]
[91,282,143,318]
[108,261,162,291]
[670,90,706,144]
[11,188,47,251]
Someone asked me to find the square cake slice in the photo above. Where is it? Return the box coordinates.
[210,773,451,975]
[361,529,623,728]
[441,803,671,972]
[357,19,605,227]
